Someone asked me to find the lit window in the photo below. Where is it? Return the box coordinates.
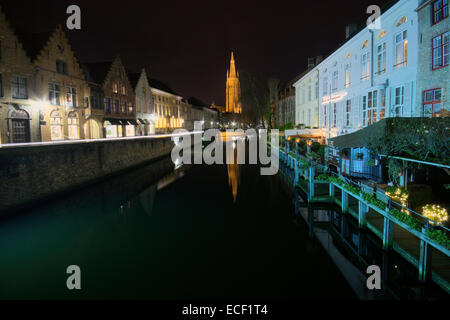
[344,63,351,88]
[433,0,449,24]
[396,16,407,27]
[379,89,386,120]
[66,86,77,107]
[423,88,442,117]
[113,83,119,94]
[367,90,378,125]
[67,112,79,139]
[395,30,408,68]
[378,30,386,39]
[432,32,449,69]
[361,52,370,81]
[376,43,386,74]
[50,111,63,140]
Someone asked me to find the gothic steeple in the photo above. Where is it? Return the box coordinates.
[226,51,242,114]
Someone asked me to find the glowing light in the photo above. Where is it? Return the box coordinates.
[322,91,348,104]
[386,187,409,213]
[422,204,448,225]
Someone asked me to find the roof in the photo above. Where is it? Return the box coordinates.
[329,119,387,149]
[83,62,113,84]
[147,78,177,95]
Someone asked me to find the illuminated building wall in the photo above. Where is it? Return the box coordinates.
[415,0,450,118]
[0,8,41,144]
[150,88,183,133]
[292,0,420,140]
[226,52,242,114]
[128,69,155,135]
[293,67,320,129]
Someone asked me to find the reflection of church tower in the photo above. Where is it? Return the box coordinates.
[226,52,242,114]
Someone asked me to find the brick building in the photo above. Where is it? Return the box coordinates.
[416,0,449,117]
[0,8,39,144]
[84,57,136,138]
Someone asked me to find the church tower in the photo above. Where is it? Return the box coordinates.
[226,52,242,114]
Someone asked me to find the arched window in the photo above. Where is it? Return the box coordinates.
[67,111,79,139]
[397,16,407,27]
[50,110,63,140]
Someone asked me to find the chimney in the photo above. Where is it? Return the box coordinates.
[345,24,358,39]
[307,57,315,69]
[315,55,323,65]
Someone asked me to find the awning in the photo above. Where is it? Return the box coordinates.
[104,118,122,125]
[328,119,387,149]
[126,119,139,126]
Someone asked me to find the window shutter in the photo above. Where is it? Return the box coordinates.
[404,82,412,117]
[391,87,396,117]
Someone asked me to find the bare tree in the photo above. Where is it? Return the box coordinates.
[239,70,279,129]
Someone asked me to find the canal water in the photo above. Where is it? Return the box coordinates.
[0,142,445,299]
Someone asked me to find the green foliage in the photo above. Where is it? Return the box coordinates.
[389,209,422,232]
[366,118,450,166]
[387,158,402,186]
[425,229,450,249]
[344,184,362,195]
[315,174,331,181]
[362,193,387,211]
[328,176,345,186]
[278,123,295,131]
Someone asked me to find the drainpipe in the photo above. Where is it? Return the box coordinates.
[370,29,375,88]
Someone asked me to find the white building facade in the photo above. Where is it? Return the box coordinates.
[293,0,421,141]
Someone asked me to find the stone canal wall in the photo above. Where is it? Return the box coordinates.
[0,135,185,212]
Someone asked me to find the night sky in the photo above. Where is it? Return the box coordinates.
[1,0,391,105]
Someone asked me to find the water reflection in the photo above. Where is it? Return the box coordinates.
[282,162,447,300]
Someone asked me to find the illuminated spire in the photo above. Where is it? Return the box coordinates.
[229,52,237,78]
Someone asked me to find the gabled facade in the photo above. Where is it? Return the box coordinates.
[85,57,136,138]
[317,0,420,140]
[29,25,89,142]
[128,69,155,135]
[0,7,38,144]
[416,0,449,118]
[291,0,421,144]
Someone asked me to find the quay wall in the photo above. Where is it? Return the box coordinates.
[0,135,196,212]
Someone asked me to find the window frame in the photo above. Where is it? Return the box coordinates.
[11,76,28,99]
[432,0,449,25]
[423,88,442,117]
[376,42,387,75]
[432,31,449,70]
[394,30,408,69]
